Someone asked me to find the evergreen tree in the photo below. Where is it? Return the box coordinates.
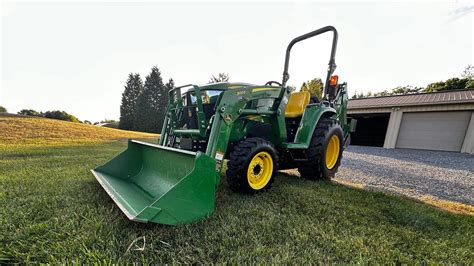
[119,73,143,130]
[134,66,165,133]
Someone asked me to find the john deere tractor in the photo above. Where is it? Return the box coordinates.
[92,26,355,225]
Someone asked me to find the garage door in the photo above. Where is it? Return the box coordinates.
[396,111,472,152]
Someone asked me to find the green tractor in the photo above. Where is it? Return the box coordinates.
[92,26,356,225]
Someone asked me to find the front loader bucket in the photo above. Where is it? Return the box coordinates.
[91,140,218,225]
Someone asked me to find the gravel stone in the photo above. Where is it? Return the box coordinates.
[337,145,474,205]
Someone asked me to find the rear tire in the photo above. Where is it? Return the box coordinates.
[298,118,344,180]
[226,138,279,193]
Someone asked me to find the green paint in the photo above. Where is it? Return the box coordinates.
[93,23,358,225]
[93,82,352,225]
[92,140,217,225]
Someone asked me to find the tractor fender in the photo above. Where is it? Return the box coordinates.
[292,105,337,149]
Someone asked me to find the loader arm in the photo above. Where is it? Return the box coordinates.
[92,25,352,226]
[205,85,288,172]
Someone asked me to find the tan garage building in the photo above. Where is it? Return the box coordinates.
[347,89,474,153]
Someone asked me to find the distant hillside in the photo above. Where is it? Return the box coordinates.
[0,114,158,147]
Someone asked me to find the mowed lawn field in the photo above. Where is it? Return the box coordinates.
[1,115,473,263]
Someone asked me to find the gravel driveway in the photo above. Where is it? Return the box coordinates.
[337,146,474,205]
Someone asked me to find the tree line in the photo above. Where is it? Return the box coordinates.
[15,109,80,123]
[352,65,474,99]
[8,108,114,126]
[6,64,470,130]
[298,65,473,100]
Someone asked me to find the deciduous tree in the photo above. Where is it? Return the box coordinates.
[43,110,80,122]
[462,64,473,79]
[425,78,469,92]
[301,78,323,99]
[391,86,422,95]
[209,73,230,83]
[18,109,42,116]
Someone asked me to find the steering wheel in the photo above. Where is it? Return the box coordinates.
[265,81,282,86]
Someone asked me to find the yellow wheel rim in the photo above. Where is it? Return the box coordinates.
[247,151,273,190]
[325,135,340,170]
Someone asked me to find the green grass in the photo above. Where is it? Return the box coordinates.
[1,141,473,264]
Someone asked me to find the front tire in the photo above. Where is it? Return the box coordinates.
[298,118,344,180]
[226,138,279,193]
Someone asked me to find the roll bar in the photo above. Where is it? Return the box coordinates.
[281,26,338,99]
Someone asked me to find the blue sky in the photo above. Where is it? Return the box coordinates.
[1,1,472,122]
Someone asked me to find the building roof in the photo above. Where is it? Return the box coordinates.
[348,89,474,109]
